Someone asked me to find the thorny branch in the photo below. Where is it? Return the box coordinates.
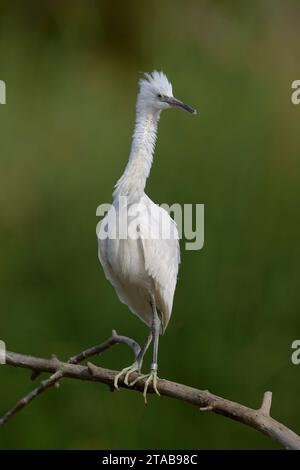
[1,331,300,450]
[0,330,140,426]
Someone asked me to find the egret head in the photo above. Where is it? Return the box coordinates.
[137,71,197,115]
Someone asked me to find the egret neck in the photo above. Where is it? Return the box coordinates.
[113,108,161,204]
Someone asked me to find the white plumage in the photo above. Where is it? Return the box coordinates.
[98,71,196,401]
[99,193,180,331]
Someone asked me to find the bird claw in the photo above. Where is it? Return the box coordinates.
[130,370,160,405]
[114,363,140,389]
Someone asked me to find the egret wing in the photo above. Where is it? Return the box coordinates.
[139,197,180,331]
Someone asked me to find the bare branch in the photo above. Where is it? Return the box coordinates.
[1,344,300,450]
[0,330,140,426]
[260,391,272,416]
[0,367,65,426]
[68,329,141,364]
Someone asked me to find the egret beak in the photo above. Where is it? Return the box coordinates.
[164,96,197,115]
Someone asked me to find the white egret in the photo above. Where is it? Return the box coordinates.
[98,71,196,402]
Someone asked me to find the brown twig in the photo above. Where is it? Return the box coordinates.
[0,330,140,426]
[1,338,300,450]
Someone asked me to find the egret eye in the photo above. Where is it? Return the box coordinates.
[157,93,162,99]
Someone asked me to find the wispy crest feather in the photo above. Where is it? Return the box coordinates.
[139,70,173,97]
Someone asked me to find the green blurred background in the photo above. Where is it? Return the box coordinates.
[1,0,300,450]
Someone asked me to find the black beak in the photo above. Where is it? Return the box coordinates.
[163,96,197,114]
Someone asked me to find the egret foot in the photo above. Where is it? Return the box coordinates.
[114,361,140,390]
[130,369,160,405]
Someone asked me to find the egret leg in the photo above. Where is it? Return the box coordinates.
[130,295,161,404]
[113,331,153,389]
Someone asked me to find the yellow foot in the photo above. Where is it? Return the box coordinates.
[130,370,160,405]
[113,362,140,390]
